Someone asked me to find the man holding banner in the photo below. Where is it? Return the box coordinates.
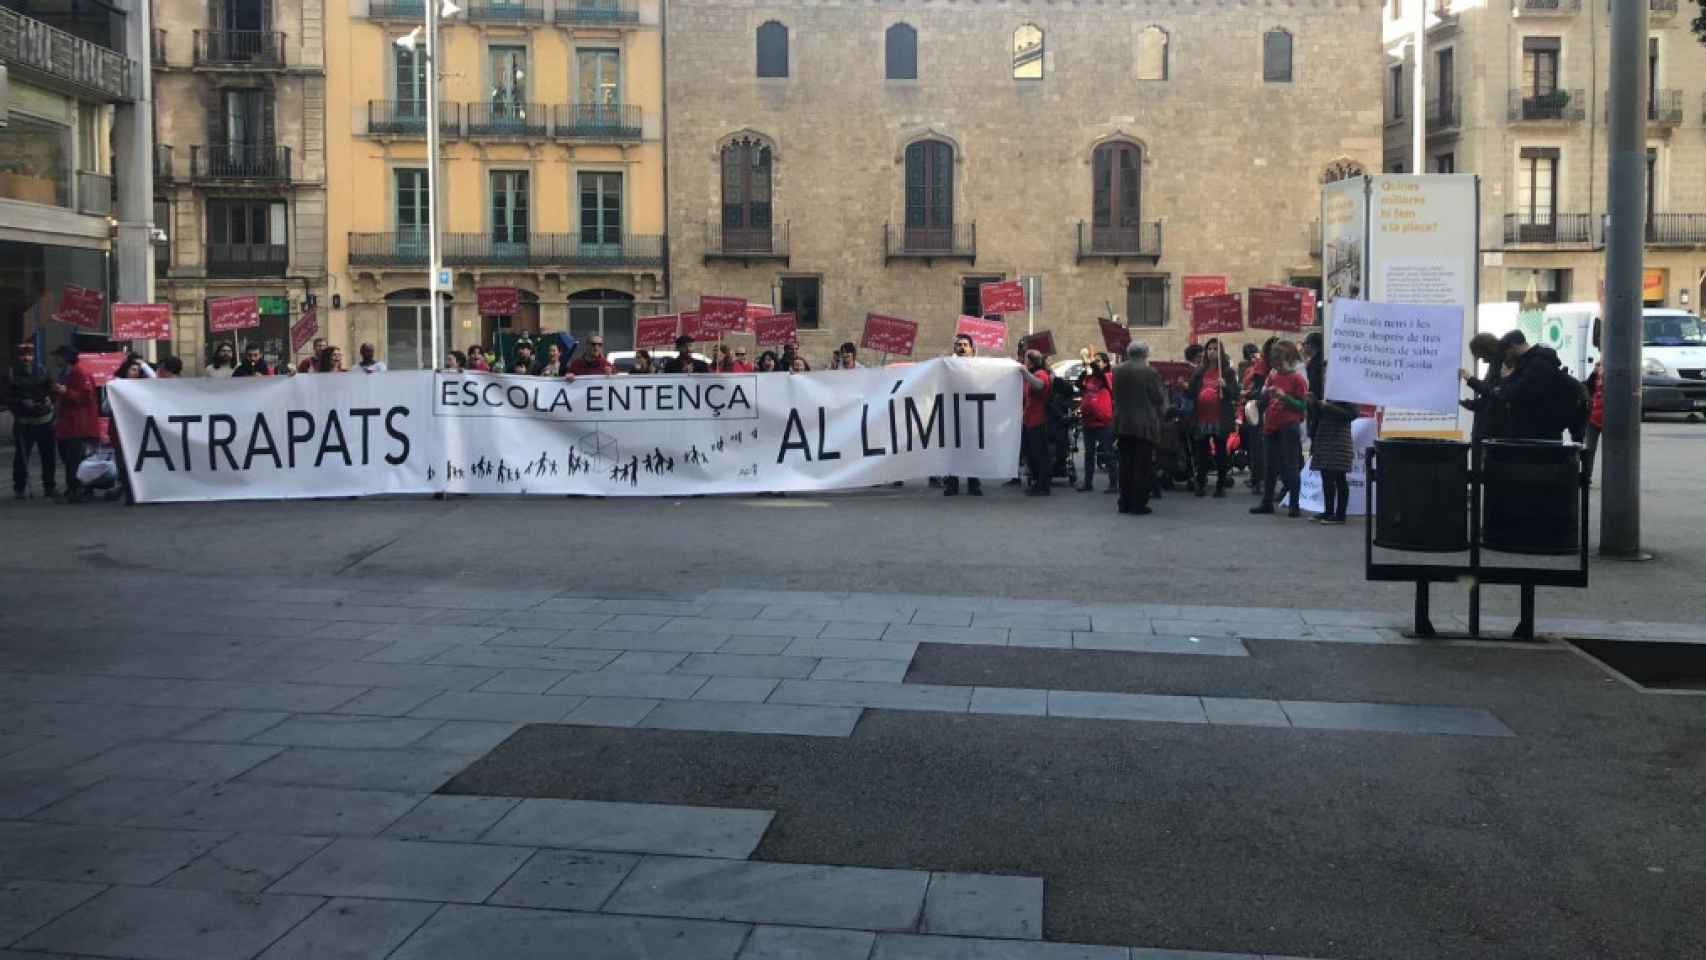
[942,333,983,497]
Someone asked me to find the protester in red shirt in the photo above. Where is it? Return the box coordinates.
[1188,338,1239,498]
[49,345,100,502]
[1251,340,1309,517]
[1019,349,1054,496]
[466,345,492,372]
[567,336,615,377]
[298,338,326,373]
[1076,353,1115,494]
[730,346,755,373]
[1582,360,1605,483]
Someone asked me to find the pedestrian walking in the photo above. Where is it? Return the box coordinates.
[1189,338,1238,498]
[48,345,99,502]
[1076,351,1116,494]
[4,340,57,499]
[1111,340,1165,515]
[206,341,237,377]
[1251,340,1307,517]
[942,333,983,497]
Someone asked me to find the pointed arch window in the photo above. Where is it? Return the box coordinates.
[721,137,774,254]
[757,21,788,78]
[904,139,953,252]
[886,23,917,79]
[1264,29,1293,83]
[1137,26,1168,81]
[1091,142,1142,252]
[1013,24,1043,79]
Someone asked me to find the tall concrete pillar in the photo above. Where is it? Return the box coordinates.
[112,0,156,335]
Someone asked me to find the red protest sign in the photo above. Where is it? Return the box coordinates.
[1098,318,1132,356]
[290,307,320,353]
[955,315,1006,352]
[979,280,1026,317]
[112,303,172,341]
[1181,275,1228,313]
[1020,329,1057,356]
[679,311,716,343]
[1151,361,1195,392]
[54,284,104,330]
[755,312,799,346]
[860,313,918,356]
[635,314,680,349]
[477,286,519,317]
[82,351,128,387]
[1248,286,1305,332]
[208,295,260,332]
[1190,293,1244,337]
[1262,284,1317,328]
[698,295,747,336]
[735,302,773,336]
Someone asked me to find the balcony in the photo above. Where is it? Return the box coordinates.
[367,101,461,138]
[1649,0,1678,15]
[884,222,976,264]
[1503,213,1596,246]
[704,221,790,264]
[0,8,135,101]
[1426,96,1461,131]
[1075,221,1163,263]
[1514,0,1579,13]
[152,28,167,67]
[1648,89,1682,125]
[1647,214,1706,247]
[193,30,285,68]
[466,0,544,22]
[153,144,175,183]
[466,102,547,139]
[554,0,640,25]
[347,232,667,270]
[1508,89,1583,123]
[367,0,426,18]
[552,103,641,141]
[207,242,289,278]
[191,144,292,182]
[76,171,111,216]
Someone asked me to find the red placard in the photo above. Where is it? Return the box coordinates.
[1190,293,1244,337]
[290,306,320,353]
[954,315,1006,352]
[635,314,680,349]
[679,310,716,343]
[698,295,747,336]
[860,313,918,356]
[979,280,1027,317]
[1151,361,1195,392]
[1181,275,1229,313]
[1248,286,1305,332]
[54,284,105,330]
[1263,283,1317,328]
[736,302,772,336]
[112,303,172,341]
[1020,329,1057,356]
[1098,318,1132,356]
[82,351,128,387]
[208,295,260,333]
[755,312,799,346]
[477,286,519,317]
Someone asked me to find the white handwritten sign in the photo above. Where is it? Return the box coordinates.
[1324,299,1462,414]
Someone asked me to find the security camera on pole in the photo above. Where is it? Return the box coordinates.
[396,0,462,370]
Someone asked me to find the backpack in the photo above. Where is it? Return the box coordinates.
[1547,366,1589,441]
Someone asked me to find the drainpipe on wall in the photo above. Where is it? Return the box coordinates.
[659,0,671,312]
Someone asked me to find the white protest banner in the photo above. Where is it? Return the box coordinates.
[1300,416,1378,516]
[1324,299,1462,414]
[436,359,1021,496]
[107,373,440,503]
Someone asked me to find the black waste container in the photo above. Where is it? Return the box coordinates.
[1372,439,1470,552]
[1480,439,1580,555]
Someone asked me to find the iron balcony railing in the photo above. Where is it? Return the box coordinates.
[191,144,292,181]
[466,102,547,138]
[1503,213,1595,245]
[552,103,641,141]
[368,0,426,17]
[885,222,976,262]
[207,242,289,277]
[193,30,285,67]
[1426,95,1460,129]
[1076,221,1163,261]
[704,221,790,261]
[1645,214,1706,247]
[1508,88,1583,122]
[1515,0,1580,12]
[151,28,167,67]
[466,0,545,21]
[347,232,667,269]
[553,0,639,24]
[76,171,112,216]
[0,8,135,101]
[368,101,461,137]
[153,144,175,182]
[1649,89,1682,124]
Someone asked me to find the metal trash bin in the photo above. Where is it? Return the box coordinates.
[1480,439,1580,555]
[1372,439,1470,552]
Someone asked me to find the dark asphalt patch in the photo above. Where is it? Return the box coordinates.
[443,660,1706,960]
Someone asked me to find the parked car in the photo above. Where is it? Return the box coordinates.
[606,350,711,373]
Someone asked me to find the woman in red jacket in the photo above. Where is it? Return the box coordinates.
[1582,360,1605,483]
[49,345,101,502]
[1250,340,1309,518]
[1188,338,1239,498]
[1076,352,1115,493]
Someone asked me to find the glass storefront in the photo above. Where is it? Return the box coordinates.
[0,114,73,208]
[0,239,109,367]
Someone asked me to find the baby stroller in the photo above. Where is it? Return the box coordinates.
[1153,385,1197,495]
[1047,375,1079,488]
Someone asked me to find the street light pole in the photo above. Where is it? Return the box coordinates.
[424,4,444,371]
[1600,0,1648,557]
[1411,1,1425,173]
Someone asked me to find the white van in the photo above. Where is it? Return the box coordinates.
[1478,303,1706,415]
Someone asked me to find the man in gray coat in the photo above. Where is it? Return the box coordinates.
[1111,340,1166,515]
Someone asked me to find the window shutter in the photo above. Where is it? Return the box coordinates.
[263,94,276,144]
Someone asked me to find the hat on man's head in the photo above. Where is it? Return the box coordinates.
[674,334,694,349]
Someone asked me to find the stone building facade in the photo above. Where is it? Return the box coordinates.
[667,0,1384,365]
[153,0,329,371]
[1382,0,1706,309]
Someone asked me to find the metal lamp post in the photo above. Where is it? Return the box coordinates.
[397,0,460,370]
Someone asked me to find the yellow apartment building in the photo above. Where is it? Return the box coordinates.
[329,0,666,369]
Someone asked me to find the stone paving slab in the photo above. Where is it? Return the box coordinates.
[692,677,783,702]
[604,651,691,674]
[480,799,773,859]
[0,822,227,885]
[551,630,730,654]
[884,625,1011,647]
[783,638,919,662]
[675,654,820,679]
[388,903,750,960]
[922,871,1044,939]
[254,896,441,960]
[1071,633,1249,657]
[1278,701,1515,738]
[328,688,441,718]
[69,741,282,782]
[485,627,569,647]
[15,884,325,960]
[410,721,523,754]
[719,636,795,654]
[125,783,423,836]
[136,680,364,713]
[158,834,333,894]
[665,617,829,638]
[238,747,474,793]
[270,837,534,903]
[969,687,1050,717]
[0,879,106,945]
[407,691,585,724]
[640,699,868,739]
[1201,697,1292,728]
[424,646,620,672]
[248,716,444,750]
[819,621,892,640]
[1046,691,1209,725]
[30,778,199,826]
[973,613,1093,632]
[769,680,973,713]
[810,659,911,683]
[547,672,708,701]
[487,849,640,911]
[0,771,105,820]
[564,697,663,728]
[301,662,503,692]
[872,934,1131,960]
[1007,629,1075,649]
[167,710,291,744]
[740,925,878,960]
[382,795,521,843]
[603,856,931,931]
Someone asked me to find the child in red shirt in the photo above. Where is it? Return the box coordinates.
[1251,341,1309,517]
